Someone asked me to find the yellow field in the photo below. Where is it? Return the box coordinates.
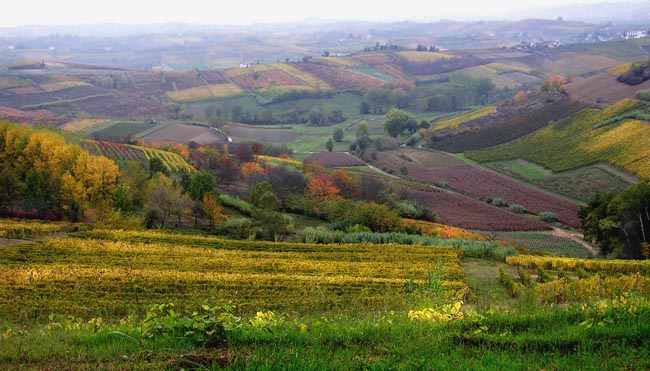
[432,106,495,131]
[0,77,30,89]
[313,56,363,67]
[225,65,275,78]
[272,63,331,90]
[61,118,110,132]
[166,83,244,102]
[396,51,451,63]
[40,81,92,92]
[255,85,316,99]
[607,62,633,76]
[0,230,467,320]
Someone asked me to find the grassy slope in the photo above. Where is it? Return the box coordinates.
[467,99,650,178]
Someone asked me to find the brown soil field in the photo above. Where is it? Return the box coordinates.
[143,124,225,145]
[565,72,650,105]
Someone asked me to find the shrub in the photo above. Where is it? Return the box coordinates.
[490,198,507,207]
[509,204,527,214]
[538,212,557,223]
[636,90,650,102]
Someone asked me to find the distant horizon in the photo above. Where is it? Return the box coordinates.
[0,0,639,28]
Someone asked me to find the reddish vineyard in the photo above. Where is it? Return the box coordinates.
[305,152,366,167]
[404,188,550,231]
[199,70,229,84]
[377,149,581,228]
[164,72,204,90]
[0,86,105,108]
[230,69,305,90]
[81,141,146,162]
[46,93,166,119]
[289,63,385,90]
[353,53,395,65]
[429,99,587,153]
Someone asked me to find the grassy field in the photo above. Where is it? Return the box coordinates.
[1,220,650,370]
[483,159,634,202]
[91,121,151,142]
[467,99,650,179]
[495,231,594,258]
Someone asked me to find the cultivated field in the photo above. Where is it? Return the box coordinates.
[377,149,581,228]
[141,123,226,145]
[305,151,366,167]
[467,99,650,179]
[566,71,650,105]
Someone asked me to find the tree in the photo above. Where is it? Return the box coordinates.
[307,174,342,202]
[145,173,183,228]
[189,172,214,202]
[326,138,334,152]
[0,166,21,213]
[383,108,411,138]
[579,181,650,259]
[474,78,495,104]
[148,157,168,177]
[390,88,409,109]
[333,128,344,142]
[202,192,223,227]
[266,166,307,209]
[250,181,279,211]
[355,121,370,150]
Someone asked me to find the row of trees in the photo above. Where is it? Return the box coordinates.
[205,102,344,126]
[0,122,119,220]
[580,181,650,259]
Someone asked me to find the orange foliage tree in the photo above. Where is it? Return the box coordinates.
[307,173,342,202]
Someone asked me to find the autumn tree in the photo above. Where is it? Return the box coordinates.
[307,173,342,202]
[202,192,224,227]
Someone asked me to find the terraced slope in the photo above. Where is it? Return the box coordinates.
[467,99,650,179]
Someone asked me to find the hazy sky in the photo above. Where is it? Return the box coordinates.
[0,0,627,27]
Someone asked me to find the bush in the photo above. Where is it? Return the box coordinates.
[636,90,650,102]
[538,212,557,223]
[508,204,527,214]
[490,198,507,207]
[218,194,253,215]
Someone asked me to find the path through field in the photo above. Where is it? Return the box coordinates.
[546,227,598,256]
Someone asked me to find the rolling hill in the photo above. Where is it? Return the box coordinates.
[466,99,650,179]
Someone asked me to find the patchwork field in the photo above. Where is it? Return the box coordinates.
[467,99,650,179]
[141,123,226,145]
[305,151,366,167]
[0,229,467,321]
[377,148,581,228]
[484,159,634,202]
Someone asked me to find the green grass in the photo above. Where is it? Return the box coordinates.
[346,66,396,82]
[91,121,151,142]
[484,159,633,202]
[495,232,594,258]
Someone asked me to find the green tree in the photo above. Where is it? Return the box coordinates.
[148,157,169,177]
[355,120,370,150]
[333,128,345,142]
[326,138,334,152]
[383,108,411,138]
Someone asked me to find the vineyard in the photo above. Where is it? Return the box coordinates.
[81,140,194,173]
[484,160,632,202]
[467,99,650,179]
[495,232,594,258]
[305,152,366,167]
[0,230,467,321]
[255,85,316,100]
[403,188,550,231]
[377,149,581,228]
[289,62,385,90]
[166,83,244,102]
[430,105,495,131]
[271,63,331,90]
[396,51,450,63]
[428,98,587,153]
[230,68,305,90]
